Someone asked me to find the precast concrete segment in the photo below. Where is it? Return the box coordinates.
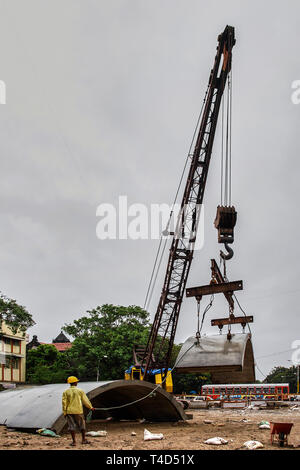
[175,333,255,383]
[0,380,187,433]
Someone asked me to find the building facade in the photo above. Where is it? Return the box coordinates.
[0,322,26,384]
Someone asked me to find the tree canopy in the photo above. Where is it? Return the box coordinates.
[0,292,35,333]
[26,344,72,384]
[265,365,298,393]
[172,372,211,394]
[62,304,151,381]
[25,303,210,393]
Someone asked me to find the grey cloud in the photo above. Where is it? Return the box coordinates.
[0,0,299,379]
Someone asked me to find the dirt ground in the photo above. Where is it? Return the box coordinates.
[1,407,300,451]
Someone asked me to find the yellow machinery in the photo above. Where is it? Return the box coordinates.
[125,366,173,393]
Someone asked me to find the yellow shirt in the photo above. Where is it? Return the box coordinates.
[62,386,93,415]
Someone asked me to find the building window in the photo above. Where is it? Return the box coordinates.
[11,357,19,369]
[4,356,19,369]
[5,356,11,368]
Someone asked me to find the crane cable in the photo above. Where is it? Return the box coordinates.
[196,294,215,339]
[143,82,210,311]
[232,290,268,379]
[91,341,197,412]
[213,67,266,378]
[145,65,233,312]
[220,69,233,207]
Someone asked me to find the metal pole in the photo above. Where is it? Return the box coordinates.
[297,365,299,394]
[96,360,100,382]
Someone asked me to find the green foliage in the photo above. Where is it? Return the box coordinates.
[0,293,35,333]
[26,344,72,384]
[62,304,151,381]
[26,303,212,391]
[265,365,298,393]
[172,372,211,394]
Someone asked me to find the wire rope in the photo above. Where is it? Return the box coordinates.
[143,83,210,311]
[93,341,197,411]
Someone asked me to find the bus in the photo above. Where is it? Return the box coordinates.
[202,383,290,401]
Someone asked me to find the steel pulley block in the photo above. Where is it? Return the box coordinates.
[214,205,237,244]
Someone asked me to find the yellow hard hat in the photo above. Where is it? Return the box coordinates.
[67,376,79,384]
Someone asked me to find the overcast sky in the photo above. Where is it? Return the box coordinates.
[0,0,299,381]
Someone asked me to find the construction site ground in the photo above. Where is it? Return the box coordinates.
[0,407,300,450]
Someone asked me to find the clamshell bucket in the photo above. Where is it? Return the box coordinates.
[175,333,255,383]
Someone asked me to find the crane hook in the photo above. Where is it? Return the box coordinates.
[220,243,234,260]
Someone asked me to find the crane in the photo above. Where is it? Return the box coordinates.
[125,25,237,392]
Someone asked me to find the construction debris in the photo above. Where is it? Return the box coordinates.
[144,429,164,441]
[86,431,107,437]
[289,405,300,411]
[243,440,264,450]
[258,421,270,429]
[204,437,228,445]
[36,429,60,438]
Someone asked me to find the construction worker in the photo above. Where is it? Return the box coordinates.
[62,376,95,446]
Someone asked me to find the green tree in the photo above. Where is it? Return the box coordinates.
[172,372,211,394]
[265,366,297,392]
[0,292,35,333]
[26,304,212,390]
[26,344,71,384]
[62,304,151,381]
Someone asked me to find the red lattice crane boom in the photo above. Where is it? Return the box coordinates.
[133,26,236,388]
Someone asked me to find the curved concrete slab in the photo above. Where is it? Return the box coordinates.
[175,333,255,383]
[0,380,187,433]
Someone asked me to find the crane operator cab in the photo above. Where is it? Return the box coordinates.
[125,366,173,393]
